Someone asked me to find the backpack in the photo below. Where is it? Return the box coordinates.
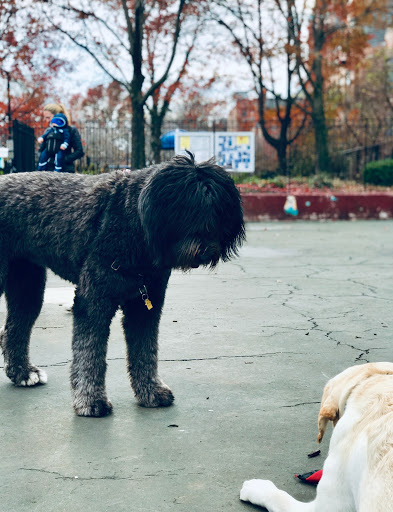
[45,130,64,156]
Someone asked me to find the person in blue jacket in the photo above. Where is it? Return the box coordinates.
[37,113,71,172]
[38,103,84,173]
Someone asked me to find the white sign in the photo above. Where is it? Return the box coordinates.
[0,147,9,158]
[215,132,255,173]
[174,130,255,173]
[174,130,214,163]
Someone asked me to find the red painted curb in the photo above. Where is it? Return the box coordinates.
[240,193,393,221]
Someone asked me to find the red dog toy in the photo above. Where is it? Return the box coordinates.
[295,470,323,485]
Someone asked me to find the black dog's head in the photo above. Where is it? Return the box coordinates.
[138,152,245,270]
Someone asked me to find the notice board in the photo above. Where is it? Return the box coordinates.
[174,130,255,173]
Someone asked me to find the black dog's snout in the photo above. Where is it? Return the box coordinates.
[198,244,221,265]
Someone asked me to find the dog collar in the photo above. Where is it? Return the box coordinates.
[111,260,153,311]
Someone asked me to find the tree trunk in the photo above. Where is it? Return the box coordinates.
[309,14,331,174]
[277,142,288,175]
[131,93,146,169]
[312,108,330,174]
[149,98,170,165]
[257,93,291,174]
[311,56,330,173]
[130,0,146,170]
[150,115,163,164]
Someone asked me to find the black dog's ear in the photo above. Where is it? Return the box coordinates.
[137,174,163,262]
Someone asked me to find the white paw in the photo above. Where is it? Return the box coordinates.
[240,479,277,506]
[20,369,48,387]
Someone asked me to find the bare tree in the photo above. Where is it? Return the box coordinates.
[0,1,67,133]
[145,20,200,163]
[209,0,307,174]
[39,0,192,169]
[274,0,391,172]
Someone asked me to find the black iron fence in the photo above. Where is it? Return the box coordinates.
[75,117,393,180]
[0,120,35,173]
[13,120,35,172]
[0,117,392,179]
[78,122,132,172]
[287,117,393,180]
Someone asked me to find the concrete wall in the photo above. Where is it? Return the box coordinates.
[241,193,393,221]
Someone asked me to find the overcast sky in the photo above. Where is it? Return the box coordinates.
[47,31,258,116]
[1,1,293,115]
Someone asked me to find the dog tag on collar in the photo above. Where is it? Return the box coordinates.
[139,285,153,311]
[144,298,153,310]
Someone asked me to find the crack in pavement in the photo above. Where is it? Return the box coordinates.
[280,401,320,408]
[0,352,303,370]
[35,326,65,330]
[324,331,386,363]
[19,467,191,481]
[262,325,310,331]
[305,267,330,279]
[161,352,302,362]
[346,278,377,294]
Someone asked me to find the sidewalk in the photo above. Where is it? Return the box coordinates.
[1,220,393,512]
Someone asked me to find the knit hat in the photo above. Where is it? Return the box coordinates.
[50,113,68,128]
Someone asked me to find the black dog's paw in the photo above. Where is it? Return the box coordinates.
[138,384,175,408]
[6,364,48,387]
[74,398,113,417]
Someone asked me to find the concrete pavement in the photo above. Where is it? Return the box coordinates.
[1,220,393,512]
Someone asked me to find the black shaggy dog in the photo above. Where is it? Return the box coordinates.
[0,153,245,416]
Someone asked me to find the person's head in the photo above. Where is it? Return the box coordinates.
[50,113,68,128]
[43,103,71,125]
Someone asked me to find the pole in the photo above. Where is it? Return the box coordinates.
[6,71,11,139]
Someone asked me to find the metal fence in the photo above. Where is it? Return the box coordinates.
[1,117,392,179]
[13,120,35,172]
[75,117,393,180]
[287,117,393,180]
[78,122,133,171]
[0,120,35,173]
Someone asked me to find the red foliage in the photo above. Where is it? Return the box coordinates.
[0,1,69,128]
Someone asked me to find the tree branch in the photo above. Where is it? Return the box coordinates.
[43,16,130,92]
[121,0,135,55]
[142,0,188,104]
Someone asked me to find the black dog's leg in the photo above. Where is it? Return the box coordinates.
[121,273,174,407]
[1,259,47,386]
[71,286,118,417]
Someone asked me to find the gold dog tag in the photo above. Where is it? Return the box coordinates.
[144,299,153,310]
[139,284,153,311]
